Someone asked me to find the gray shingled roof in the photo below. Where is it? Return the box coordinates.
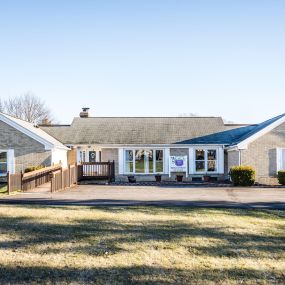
[41,117,236,145]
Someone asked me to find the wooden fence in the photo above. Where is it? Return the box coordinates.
[7,162,114,194]
[22,165,62,191]
[7,165,63,194]
[51,165,78,193]
[77,161,115,182]
[7,172,22,194]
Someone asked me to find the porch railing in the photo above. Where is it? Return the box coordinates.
[78,161,115,182]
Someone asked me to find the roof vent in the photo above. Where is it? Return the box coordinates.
[80,107,90,118]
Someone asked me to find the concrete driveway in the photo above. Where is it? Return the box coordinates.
[1,184,285,209]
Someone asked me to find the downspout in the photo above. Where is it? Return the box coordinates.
[238,150,242,166]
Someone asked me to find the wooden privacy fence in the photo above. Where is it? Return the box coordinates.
[77,161,115,182]
[51,164,78,193]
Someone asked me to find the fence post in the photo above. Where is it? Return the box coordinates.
[112,160,115,182]
[68,165,71,187]
[20,171,23,191]
[61,167,63,190]
[7,172,10,195]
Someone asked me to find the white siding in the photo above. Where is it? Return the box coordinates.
[189,147,195,174]
[118,148,124,175]
[7,149,15,174]
[51,148,68,168]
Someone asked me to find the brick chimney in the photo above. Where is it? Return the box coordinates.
[80,107,90,118]
[41,118,51,125]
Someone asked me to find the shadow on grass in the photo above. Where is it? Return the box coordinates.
[0,265,283,284]
[0,206,284,283]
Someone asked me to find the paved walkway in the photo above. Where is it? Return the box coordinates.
[0,184,285,209]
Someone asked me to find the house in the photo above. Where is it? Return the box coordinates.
[0,112,69,179]
[40,108,285,185]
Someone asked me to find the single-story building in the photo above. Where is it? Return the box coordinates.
[0,112,69,179]
[40,108,285,185]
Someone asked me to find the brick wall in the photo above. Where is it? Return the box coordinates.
[237,122,285,184]
[101,148,118,174]
[0,120,51,172]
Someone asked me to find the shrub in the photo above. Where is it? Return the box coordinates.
[277,171,285,185]
[24,165,44,173]
[229,166,255,186]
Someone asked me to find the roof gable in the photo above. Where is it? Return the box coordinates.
[0,113,69,150]
[228,113,285,149]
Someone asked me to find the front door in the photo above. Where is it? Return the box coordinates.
[89,151,96,162]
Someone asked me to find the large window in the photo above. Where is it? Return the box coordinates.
[124,149,164,174]
[195,149,217,173]
[0,151,7,175]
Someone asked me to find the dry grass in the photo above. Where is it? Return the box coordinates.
[0,206,284,284]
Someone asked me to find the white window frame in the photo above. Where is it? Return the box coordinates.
[123,148,165,175]
[0,149,15,175]
[278,148,285,171]
[193,147,219,174]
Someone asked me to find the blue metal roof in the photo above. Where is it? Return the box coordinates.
[176,113,285,146]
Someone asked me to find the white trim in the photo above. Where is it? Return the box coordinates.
[189,148,195,174]
[192,147,221,175]
[0,149,15,175]
[228,114,285,150]
[121,148,166,175]
[81,144,225,149]
[277,148,285,172]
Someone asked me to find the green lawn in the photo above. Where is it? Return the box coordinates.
[0,206,284,284]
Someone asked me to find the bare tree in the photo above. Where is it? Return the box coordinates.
[0,99,4,112]
[178,112,200,117]
[3,93,52,124]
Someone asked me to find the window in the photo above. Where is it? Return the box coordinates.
[155,150,164,173]
[125,150,134,173]
[207,150,217,172]
[0,151,7,175]
[80,151,86,162]
[124,149,164,174]
[195,149,205,172]
[195,149,217,173]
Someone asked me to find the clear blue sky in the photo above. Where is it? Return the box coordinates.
[0,0,284,123]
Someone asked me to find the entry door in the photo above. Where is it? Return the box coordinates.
[89,151,96,162]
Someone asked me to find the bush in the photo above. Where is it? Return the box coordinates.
[229,166,255,186]
[278,171,285,185]
[24,165,44,173]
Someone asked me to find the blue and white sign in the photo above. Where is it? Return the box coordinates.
[169,156,188,173]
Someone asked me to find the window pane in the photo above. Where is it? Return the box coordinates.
[196,149,205,160]
[125,150,133,173]
[155,150,164,172]
[125,161,133,173]
[196,161,205,172]
[207,150,216,160]
[125,150,133,161]
[0,163,7,174]
[207,161,217,172]
[135,150,145,173]
[0,152,7,163]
